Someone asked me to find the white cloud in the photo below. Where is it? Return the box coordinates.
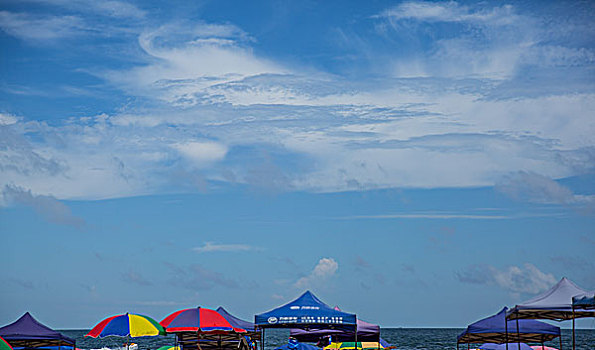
[456,263,557,294]
[172,141,228,166]
[345,213,510,220]
[103,23,287,105]
[295,258,339,289]
[496,171,595,207]
[0,113,20,126]
[380,1,517,25]
[193,242,259,253]
[14,0,146,19]
[1,184,85,228]
[0,11,89,41]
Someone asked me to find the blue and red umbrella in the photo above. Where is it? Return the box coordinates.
[160,307,246,333]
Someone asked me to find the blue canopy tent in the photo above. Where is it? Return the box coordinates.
[457,307,560,348]
[255,291,357,350]
[0,313,75,349]
[255,291,357,329]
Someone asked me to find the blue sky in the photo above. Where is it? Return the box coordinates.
[1,0,594,329]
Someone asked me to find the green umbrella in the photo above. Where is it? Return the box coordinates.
[156,347,180,350]
[0,337,14,350]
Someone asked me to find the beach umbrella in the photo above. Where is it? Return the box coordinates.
[0,337,13,350]
[276,344,320,350]
[160,307,246,333]
[86,313,165,338]
[156,346,180,350]
[324,342,385,350]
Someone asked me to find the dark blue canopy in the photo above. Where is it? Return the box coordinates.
[0,313,75,348]
[255,291,357,328]
[457,307,560,344]
[216,307,256,332]
[275,343,320,350]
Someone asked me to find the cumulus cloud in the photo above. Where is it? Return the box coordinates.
[0,113,20,126]
[193,242,260,253]
[456,263,557,294]
[295,258,339,288]
[1,185,85,228]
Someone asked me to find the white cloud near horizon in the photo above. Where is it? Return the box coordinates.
[295,258,339,289]
[193,242,261,253]
[456,263,557,294]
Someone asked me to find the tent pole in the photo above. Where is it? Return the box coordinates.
[516,316,520,350]
[505,312,508,350]
[354,323,358,350]
[572,305,576,350]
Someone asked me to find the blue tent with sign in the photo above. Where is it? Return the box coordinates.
[457,307,560,346]
[255,291,357,329]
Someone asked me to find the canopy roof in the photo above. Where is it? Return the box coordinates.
[254,291,357,328]
[291,311,379,342]
[161,307,245,333]
[507,277,595,321]
[572,291,595,310]
[457,307,560,344]
[216,307,258,336]
[0,313,75,348]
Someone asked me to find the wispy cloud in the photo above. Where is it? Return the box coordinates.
[0,11,90,41]
[121,270,152,286]
[344,213,510,220]
[165,263,239,290]
[456,263,557,294]
[1,185,85,228]
[379,1,518,25]
[193,242,260,253]
[496,171,595,207]
[295,258,338,289]
[9,277,36,290]
[14,0,146,19]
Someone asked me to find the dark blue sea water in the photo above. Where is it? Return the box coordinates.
[61,329,594,350]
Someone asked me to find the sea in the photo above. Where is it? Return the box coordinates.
[61,329,594,350]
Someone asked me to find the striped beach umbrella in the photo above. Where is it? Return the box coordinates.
[160,307,246,333]
[86,313,165,338]
[156,346,180,350]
